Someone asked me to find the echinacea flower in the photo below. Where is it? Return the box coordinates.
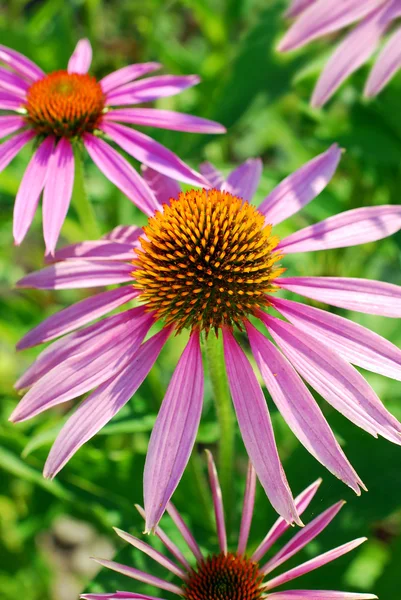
[12,145,401,531]
[0,39,224,253]
[279,0,401,106]
[80,452,377,600]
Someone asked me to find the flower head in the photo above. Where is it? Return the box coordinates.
[279,0,401,106]
[12,146,401,531]
[80,452,377,600]
[0,39,225,253]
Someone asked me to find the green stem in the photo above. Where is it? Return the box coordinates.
[71,146,101,239]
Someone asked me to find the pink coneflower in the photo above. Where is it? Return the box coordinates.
[0,39,224,253]
[279,0,401,106]
[81,452,376,600]
[12,145,401,531]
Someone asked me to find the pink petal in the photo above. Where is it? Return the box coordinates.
[0,129,35,172]
[0,44,45,81]
[144,332,204,533]
[82,595,167,600]
[104,224,143,244]
[43,327,170,478]
[141,165,181,206]
[166,502,203,562]
[267,592,377,599]
[258,145,341,225]
[43,138,75,255]
[67,39,92,74]
[246,321,362,493]
[83,133,159,216]
[101,121,208,187]
[271,297,401,381]
[285,0,316,19]
[0,66,29,95]
[365,25,401,97]
[16,260,134,289]
[278,276,401,317]
[100,63,161,94]
[0,115,25,139]
[264,538,367,590]
[104,108,225,133]
[106,74,200,105]
[13,136,54,245]
[206,450,227,554]
[223,158,262,202]
[49,240,136,262]
[222,328,300,526]
[199,161,224,188]
[237,462,257,555]
[0,90,24,110]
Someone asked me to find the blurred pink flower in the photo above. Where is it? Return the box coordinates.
[11,145,401,531]
[81,453,376,600]
[279,0,401,106]
[0,39,225,253]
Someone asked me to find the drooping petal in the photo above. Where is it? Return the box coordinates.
[13,136,54,246]
[104,108,225,133]
[43,138,75,255]
[0,66,29,95]
[278,276,401,317]
[222,328,300,525]
[100,121,208,187]
[144,332,204,533]
[0,115,25,139]
[246,321,362,493]
[106,74,200,105]
[166,502,204,562]
[258,145,341,225]
[82,594,168,600]
[237,462,257,555]
[0,44,45,81]
[267,592,377,599]
[0,90,24,110]
[199,161,225,188]
[100,63,161,94]
[0,129,35,172]
[365,25,401,97]
[206,450,227,554]
[49,240,137,262]
[271,297,401,381]
[83,133,159,216]
[278,205,401,254]
[67,39,92,74]
[285,0,316,19]
[104,225,143,244]
[141,165,181,206]
[223,158,262,202]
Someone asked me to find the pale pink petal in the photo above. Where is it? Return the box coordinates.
[141,165,181,206]
[43,137,75,255]
[199,161,225,188]
[104,225,143,244]
[67,39,92,74]
[223,158,262,202]
[365,25,401,96]
[278,276,401,317]
[0,44,45,81]
[206,450,227,554]
[264,538,367,590]
[222,328,300,526]
[83,133,159,216]
[237,462,257,555]
[258,145,341,225]
[100,63,161,94]
[13,136,54,245]
[0,129,35,172]
[101,121,208,187]
[17,260,134,289]
[271,297,401,381]
[246,321,362,493]
[0,115,25,139]
[166,502,203,562]
[0,66,29,95]
[104,108,225,133]
[49,240,136,262]
[267,592,377,599]
[144,332,204,533]
[82,594,168,600]
[0,90,23,109]
[285,0,316,19]
[106,74,200,105]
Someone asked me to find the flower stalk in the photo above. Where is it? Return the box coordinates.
[71,145,101,240]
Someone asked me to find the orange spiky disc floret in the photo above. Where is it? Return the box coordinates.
[134,188,284,335]
[25,70,105,138]
[183,552,264,600]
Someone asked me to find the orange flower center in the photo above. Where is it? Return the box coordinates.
[183,552,264,600]
[134,189,283,335]
[25,70,105,138]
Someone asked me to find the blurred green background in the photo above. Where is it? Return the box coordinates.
[1,0,401,598]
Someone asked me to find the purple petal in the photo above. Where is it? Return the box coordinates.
[17,260,134,289]
[100,63,161,94]
[285,0,316,19]
[237,462,257,555]
[82,594,168,600]
[222,328,300,526]
[206,450,227,554]
[223,158,262,202]
[0,129,35,172]
[104,225,143,244]
[49,240,137,262]
[144,332,204,533]
[271,297,401,381]
[141,165,181,206]
[267,592,377,599]
[166,502,203,562]
[13,136,54,245]
[278,276,401,317]
[104,108,225,133]
[264,538,367,590]
[258,145,341,225]
[43,138,75,255]
[101,121,208,187]
[365,25,401,97]
[0,90,23,110]
[106,74,200,105]
[199,161,225,188]
[0,44,45,81]
[67,39,92,74]
[0,115,25,139]
[0,66,29,96]
[83,133,159,216]
[247,321,362,494]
